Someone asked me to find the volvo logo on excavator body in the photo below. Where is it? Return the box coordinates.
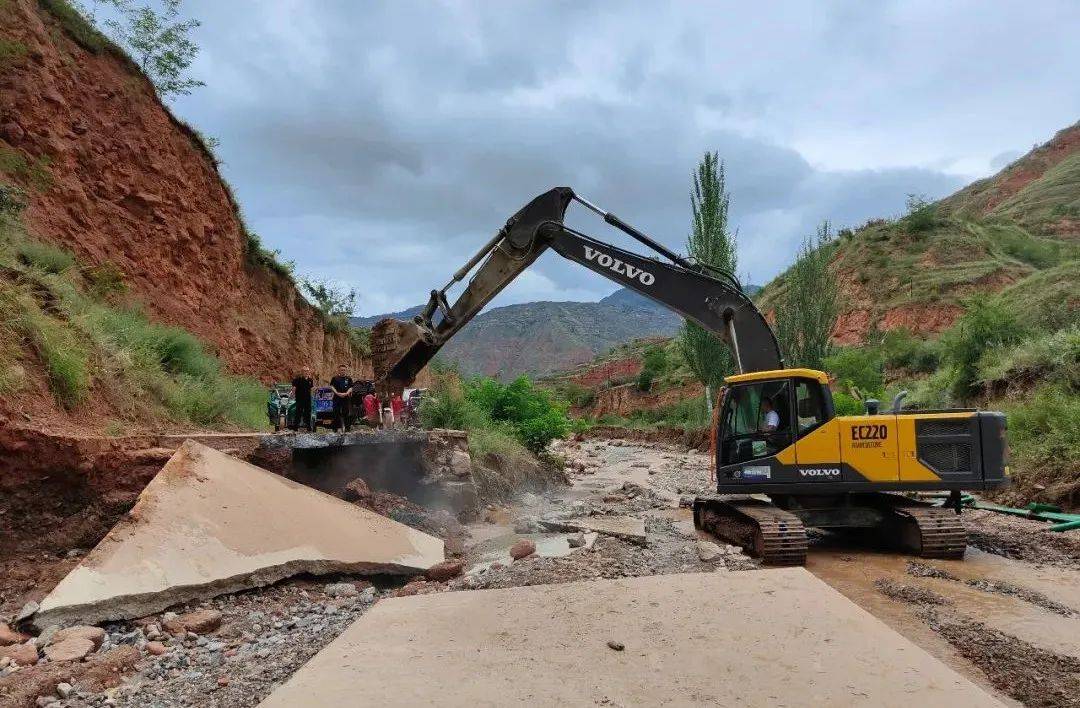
[583,246,656,286]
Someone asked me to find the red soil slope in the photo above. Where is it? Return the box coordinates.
[0,0,367,381]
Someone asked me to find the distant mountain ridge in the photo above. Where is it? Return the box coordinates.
[352,287,683,379]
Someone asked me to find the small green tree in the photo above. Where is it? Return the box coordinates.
[300,278,356,332]
[774,222,839,370]
[636,343,668,391]
[677,152,738,413]
[104,0,204,98]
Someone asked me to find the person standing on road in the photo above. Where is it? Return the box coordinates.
[290,366,315,432]
[329,364,354,433]
[390,392,405,428]
[362,390,379,427]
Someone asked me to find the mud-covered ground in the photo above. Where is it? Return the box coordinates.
[3,438,1080,707]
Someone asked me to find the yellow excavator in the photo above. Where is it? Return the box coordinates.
[372,188,1010,565]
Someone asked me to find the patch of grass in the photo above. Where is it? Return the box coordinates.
[83,261,127,299]
[169,375,266,429]
[18,239,75,273]
[244,230,295,281]
[978,326,1080,391]
[993,261,1080,332]
[0,146,53,191]
[38,0,111,54]
[15,289,91,407]
[0,38,28,68]
[1006,383,1080,467]
[1,211,268,427]
[0,183,27,215]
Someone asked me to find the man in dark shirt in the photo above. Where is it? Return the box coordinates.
[290,366,314,432]
[329,364,354,433]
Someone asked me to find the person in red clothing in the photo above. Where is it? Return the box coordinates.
[362,391,379,427]
[390,392,405,427]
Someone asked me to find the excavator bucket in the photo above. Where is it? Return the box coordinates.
[371,318,436,394]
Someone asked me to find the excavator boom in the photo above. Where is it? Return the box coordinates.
[372,187,781,389]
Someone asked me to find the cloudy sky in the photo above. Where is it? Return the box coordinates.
[163,0,1080,316]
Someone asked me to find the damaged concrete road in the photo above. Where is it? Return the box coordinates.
[539,515,647,545]
[30,441,444,630]
[260,568,1002,707]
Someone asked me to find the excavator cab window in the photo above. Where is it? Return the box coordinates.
[795,378,828,435]
[719,380,793,465]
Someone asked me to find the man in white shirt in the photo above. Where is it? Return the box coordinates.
[761,398,780,433]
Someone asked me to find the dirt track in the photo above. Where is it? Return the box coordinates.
[3,437,1080,707]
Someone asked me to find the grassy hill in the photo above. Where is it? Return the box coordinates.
[757,122,1079,343]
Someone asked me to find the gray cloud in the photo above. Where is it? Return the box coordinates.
[167,0,1080,315]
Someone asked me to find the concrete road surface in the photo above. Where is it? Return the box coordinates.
[260,568,1001,707]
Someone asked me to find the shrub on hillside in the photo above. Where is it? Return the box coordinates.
[636,344,669,391]
[903,194,941,235]
[978,326,1080,390]
[941,300,1026,399]
[880,329,940,373]
[1006,383,1080,464]
[824,347,884,396]
[831,391,865,416]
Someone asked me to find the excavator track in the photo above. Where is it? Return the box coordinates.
[694,497,808,566]
[888,504,967,559]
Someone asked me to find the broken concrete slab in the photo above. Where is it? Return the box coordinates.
[31,440,443,630]
[260,569,1002,707]
[540,515,647,545]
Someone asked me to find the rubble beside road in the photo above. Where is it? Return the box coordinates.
[31,441,443,630]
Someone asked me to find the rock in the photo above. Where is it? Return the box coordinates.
[697,541,724,563]
[444,536,465,557]
[56,682,73,698]
[509,539,536,560]
[145,641,167,656]
[324,583,359,598]
[0,642,39,665]
[519,492,541,507]
[678,496,695,508]
[51,625,106,649]
[145,622,162,638]
[15,601,39,624]
[0,121,25,144]
[425,559,465,582]
[513,517,540,534]
[359,587,377,603]
[607,640,625,651]
[724,545,743,555]
[449,450,472,478]
[0,624,28,646]
[342,478,371,502]
[165,609,222,635]
[567,533,586,549]
[35,697,58,707]
[44,637,95,662]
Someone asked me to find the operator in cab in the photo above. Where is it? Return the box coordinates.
[760,397,780,433]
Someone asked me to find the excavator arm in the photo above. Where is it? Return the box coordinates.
[371,187,782,390]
